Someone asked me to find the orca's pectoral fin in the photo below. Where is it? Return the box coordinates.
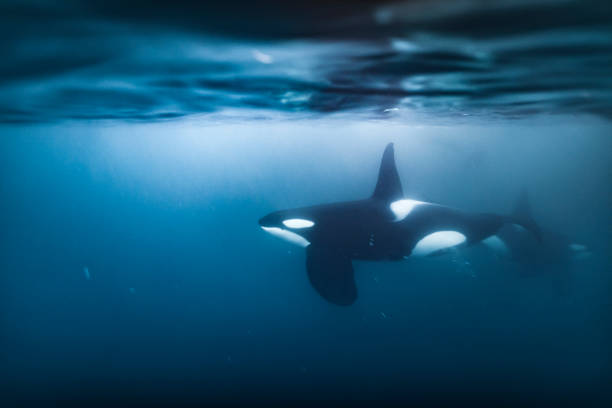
[306,245,357,306]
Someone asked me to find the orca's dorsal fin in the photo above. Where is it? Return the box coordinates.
[372,143,404,202]
[513,188,532,220]
[509,188,542,242]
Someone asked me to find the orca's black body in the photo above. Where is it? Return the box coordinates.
[483,190,591,271]
[259,143,540,305]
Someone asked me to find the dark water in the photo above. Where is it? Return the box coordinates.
[1,1,612,407]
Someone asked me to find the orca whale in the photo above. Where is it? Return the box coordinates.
[259,143,541,306]
[481,189,591,268]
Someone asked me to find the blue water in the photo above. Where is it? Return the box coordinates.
[2,0,612,406]
[1,121,610,406]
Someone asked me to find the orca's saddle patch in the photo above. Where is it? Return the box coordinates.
[306,245,357,306]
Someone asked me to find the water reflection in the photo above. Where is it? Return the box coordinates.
[1,0,611,122]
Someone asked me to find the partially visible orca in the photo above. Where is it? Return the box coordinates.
[481,189,591,269]
[259,143,541,306]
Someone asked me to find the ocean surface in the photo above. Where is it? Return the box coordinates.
[1,1,611,407]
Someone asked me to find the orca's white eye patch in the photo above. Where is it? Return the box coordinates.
[390,199,424,221]
[282,218,315,229]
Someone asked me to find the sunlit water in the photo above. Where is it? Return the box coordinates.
[1,118,611,406]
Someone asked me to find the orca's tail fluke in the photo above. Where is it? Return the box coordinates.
[506,189,542,242]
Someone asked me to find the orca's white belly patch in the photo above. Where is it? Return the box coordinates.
[410,230,466,257]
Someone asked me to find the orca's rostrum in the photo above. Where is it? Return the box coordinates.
[259,143,540,306]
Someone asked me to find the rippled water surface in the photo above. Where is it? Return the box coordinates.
[2,0,612,122]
